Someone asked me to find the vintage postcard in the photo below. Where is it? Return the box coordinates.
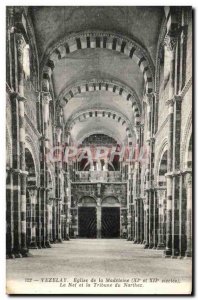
[6,6,193,295]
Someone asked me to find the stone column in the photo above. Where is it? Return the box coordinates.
[15,32,29,256]
[144,94,155,249]
[127,170,132,241]
[97,198,101,238]
[148,189,154,248]
[143,200,146,244]
[41,92,52,248]
[144,180,150,248]
[178,173,186,256]
[47,197,53,243]
[157,189,166,249]
[27,187,38,249]
[67,176,71,238]
[36,187,42,248]
[163,30,178,256]
[57,199,62,242]
[131,203,135,242]
[52,198,57,242]
[185,173,192,257]
[164,100,174,256]
[133,161,140,244]
[153,190,158,248]
[56,127,63,242]
[139,198,144,243]
[134,199,138,243]
[6,168,14,258]
[172,96,182,257]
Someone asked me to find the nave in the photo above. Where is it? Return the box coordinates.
[6,239,192,294]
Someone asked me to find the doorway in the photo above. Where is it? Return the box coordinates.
[101,207,120,238]
[78,207,97,238]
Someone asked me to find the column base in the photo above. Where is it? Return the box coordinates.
[29,242,38,249]
[41,242,47,248]
[51,239,58,244]
[172,248,180,257]
[163,248,172,257]
[21,248,30,257]
[14,252,23,258]
[185,250,192,258]
[6,253,15,259]
[148,244,154,249]
[57,239,62,243]
[157,244,165,250]
[45,241,51,248]
[171,255,179,259]
[144,244,149,249]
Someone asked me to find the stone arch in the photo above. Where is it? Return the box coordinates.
[157,148,168,187]
[25,135,40,186]
[78,195,97,207]
[41,31,154,94]
[78,130,122,145]
[82,161,115,172]
[154,138,168,186]
[25,147,37,187]
[66,108,135,146]
[58,79,141,125]
[102,195,120,206]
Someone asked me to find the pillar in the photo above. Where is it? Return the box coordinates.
[41,92,52,248]
[131,203,135,241]
[127,170,132,241]
[144,94,155,249]
[139,198,144,243]
[164,99,174,256]
[134,199,138,243]
[57,199,62,242]
[47,197,53,243]
[15,32,29,256]
[164,29,177,256]
[96,198,102,239]
[27,187,38,249]
[185,173,192,257]
[52,198,57,242]
[172,96,182,257]
[144,190,150,249]
[36,187,42,248]
[153,190,158,248]
[157,189,166,249]
[6,169,14,258]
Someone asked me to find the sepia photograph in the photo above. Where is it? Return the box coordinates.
[5,5,193,295]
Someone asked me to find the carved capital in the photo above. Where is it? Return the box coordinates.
[27,187,38,199]
[164,33,177,51]
[42,92,52,104]
[164,27,182,52]
[15,33,26,53]
[144,92,155,107]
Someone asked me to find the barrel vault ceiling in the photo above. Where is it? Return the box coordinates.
[29,6,164,144]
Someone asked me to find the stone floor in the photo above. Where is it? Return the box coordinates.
[6,239,192,295]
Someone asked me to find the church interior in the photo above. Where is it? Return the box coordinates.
[6,6,192,262]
